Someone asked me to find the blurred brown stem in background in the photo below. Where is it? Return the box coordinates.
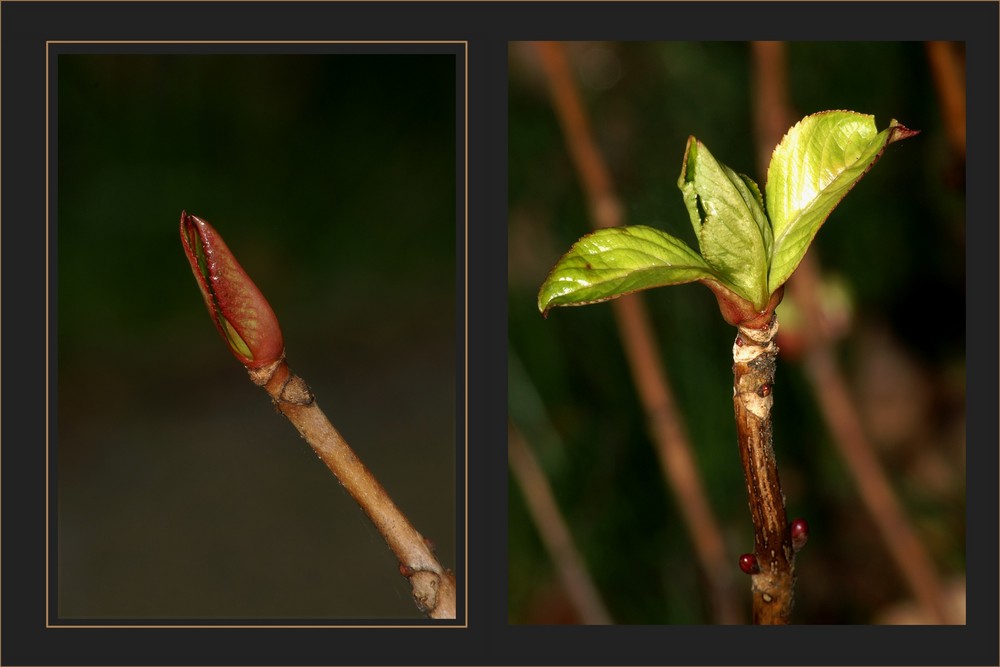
[750,40,951,624]
[508,422,614,624]
[533,40,742,624]
[924,41,966,160]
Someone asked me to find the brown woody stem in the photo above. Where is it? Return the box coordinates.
[247,357,456,619]
[732,315,795,624]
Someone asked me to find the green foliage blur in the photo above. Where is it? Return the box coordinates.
[57,52,457,619]
[508,42,965,624]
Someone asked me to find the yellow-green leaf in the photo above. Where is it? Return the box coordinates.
[538,225,719,316]
[679,137,772,309]
[765,111,918,294]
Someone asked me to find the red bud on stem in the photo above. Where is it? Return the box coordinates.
[180,211,285,368]
[739,553,760,575]
[790,517,809,552]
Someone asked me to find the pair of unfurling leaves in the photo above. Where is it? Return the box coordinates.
[537,111,918,327]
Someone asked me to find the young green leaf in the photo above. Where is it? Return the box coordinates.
[537,225,717,316]
[679,137,772,309]
[765,111,918,294]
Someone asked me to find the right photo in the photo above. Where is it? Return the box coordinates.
[508,41,965,624]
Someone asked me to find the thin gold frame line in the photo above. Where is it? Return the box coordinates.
[47,39,467,44]
[45,39,469,630]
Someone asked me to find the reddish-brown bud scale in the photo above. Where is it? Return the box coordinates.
[399,563,415,578]
[180,211,285,368]
[790,518,809,552]
[739,553,760,575]
[706,281,785,327]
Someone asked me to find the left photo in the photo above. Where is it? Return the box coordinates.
[53,49,461,621]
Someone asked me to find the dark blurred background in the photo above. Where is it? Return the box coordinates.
[508,42,965,624]
[56,52,457,620]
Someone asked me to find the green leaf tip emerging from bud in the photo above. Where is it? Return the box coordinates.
[180,211,285,368]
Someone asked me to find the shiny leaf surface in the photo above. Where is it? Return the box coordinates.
[679,136,772,309]
[765,111,918,293]
[538,225,718,315]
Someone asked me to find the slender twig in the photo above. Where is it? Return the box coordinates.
[248,357,457,619]
[534,40,742,624]
[508,422,613,624]
[180,212,455,619]
[732,317,794,624]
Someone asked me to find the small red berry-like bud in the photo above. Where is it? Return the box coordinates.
[735,335,745,347]
[399,563,415,577]
[758,383,772,397]
[790,518,809,552]
[738,553,760,575]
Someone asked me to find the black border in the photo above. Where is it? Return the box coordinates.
[4,2,997,666]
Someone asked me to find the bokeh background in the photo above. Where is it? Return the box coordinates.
[508,42,965,624]
[56,51,458,620]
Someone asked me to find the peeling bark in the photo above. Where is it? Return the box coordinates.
[733,315,795,624]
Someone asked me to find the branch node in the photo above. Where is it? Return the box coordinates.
[279,374,315,406]
[246,356,285,387]
[409,570,441,613]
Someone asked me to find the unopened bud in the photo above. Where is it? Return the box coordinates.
[180,211,285,368]
[790,518,809,552]
[738,553,760,575]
